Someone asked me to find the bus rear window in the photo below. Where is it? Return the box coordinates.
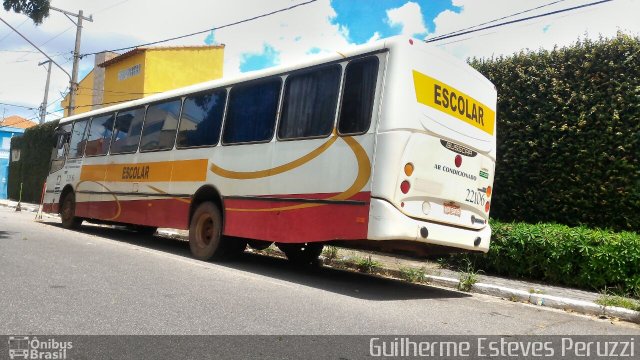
[338,56,379,135]
[177,89,226,148]
[140,100,181,152]
[111,107,145,154]
[223,79,281,144]
[278,65,341,140]
[85,114,115,156]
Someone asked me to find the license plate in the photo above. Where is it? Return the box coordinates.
[443,201,461,217]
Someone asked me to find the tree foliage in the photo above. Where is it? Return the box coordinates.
[470,33,640,232]
[3,0,50,25]
[8,120,58,203]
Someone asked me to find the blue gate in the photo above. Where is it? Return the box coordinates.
[0,158,8,199]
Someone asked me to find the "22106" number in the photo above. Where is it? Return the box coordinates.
[465,189,486,206]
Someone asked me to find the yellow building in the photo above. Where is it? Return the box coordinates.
[62,45,225,116]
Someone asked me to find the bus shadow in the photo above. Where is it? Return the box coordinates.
[44,221,470,301]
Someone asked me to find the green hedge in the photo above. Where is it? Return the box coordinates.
[459,220,640,298]
[8,120,59,203]
[470,33,640,231]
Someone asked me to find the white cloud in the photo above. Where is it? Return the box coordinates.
[367,32,382,43]
[386,2,427,37]
[428,0,640,61]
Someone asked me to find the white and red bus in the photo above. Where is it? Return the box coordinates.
[43,36,497,263]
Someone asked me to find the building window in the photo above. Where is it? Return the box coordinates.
[111,107,145,154]
[118,64,141,81]
[338,56,379,135]
[278,65,341,140]
[140,99,181,152]
[177,89,226,148]
[85,114,115,156]
[222,78,281,144]
[68,119,89,159]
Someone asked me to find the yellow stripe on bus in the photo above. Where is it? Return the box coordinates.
[79,159,208,183]
[413,70,495,135]
[210,134,339,180]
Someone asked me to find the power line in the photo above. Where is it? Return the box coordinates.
[92,0,131,14]
[0,16,72,79]
[0,18,27,42]
[80,0,318,58]
[428,0,569,42]
[77,86,160,95]
[0,102,38,110]
[12,26,74,62]
[426,0,615,43]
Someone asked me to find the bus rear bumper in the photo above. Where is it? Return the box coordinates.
[367,198,491,253]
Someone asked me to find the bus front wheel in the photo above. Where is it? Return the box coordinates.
[189,202,245,261]
[277,242,324,266]
[60,192,83,229]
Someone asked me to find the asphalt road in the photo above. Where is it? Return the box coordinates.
[1,206,638,335]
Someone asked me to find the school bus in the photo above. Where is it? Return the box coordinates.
[43,36,497,264]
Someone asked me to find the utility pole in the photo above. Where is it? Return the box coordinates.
[49,6,93,116]
[38,60,52,124]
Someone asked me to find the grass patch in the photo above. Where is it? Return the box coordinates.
[355,255,382,274]
[322,246,339,262]
[399,267,427,283]
[596,294,640,312]
[457,258,481,292]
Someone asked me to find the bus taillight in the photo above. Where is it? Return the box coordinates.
[404,163,414,176]
[400,180,411,194]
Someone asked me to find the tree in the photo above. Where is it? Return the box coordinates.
[3,0,50,25]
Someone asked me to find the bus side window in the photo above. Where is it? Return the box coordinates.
[338,56,379,135]
[85,113,115,156]
[111,107,145,154]
[50,123,72,173]
[140,99,181,152]
[177,89,226,148]
[278,65,341,140]
[222,78,281,144]
[67,119,89,159]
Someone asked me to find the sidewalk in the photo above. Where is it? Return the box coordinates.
[3,199,639,324]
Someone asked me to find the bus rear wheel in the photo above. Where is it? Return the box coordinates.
[189,202,245,261]
[60,192,83,229]
[277,242,324,266]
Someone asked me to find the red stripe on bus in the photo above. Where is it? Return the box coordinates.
[75,198,190,229]
[223,192,370,242]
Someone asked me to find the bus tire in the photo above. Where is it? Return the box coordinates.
[277,242,324,266]
[60,192,83,229]
[189,202,245,260]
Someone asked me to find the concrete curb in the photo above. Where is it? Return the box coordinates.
[3,203,638,325]
[353,262,640,325]
[441,278,638,324]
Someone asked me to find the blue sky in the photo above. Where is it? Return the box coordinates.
[331,0,458,43]
[237,0,459,72]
